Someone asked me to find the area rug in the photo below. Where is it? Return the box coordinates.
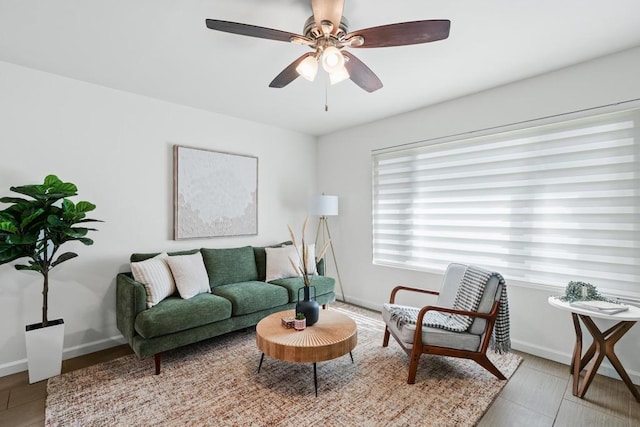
[46,303,522,426]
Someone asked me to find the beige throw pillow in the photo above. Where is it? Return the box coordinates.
[265,245,299,282]
[131,253,176,308]
[166,253,211,299]
[265,244,317,282]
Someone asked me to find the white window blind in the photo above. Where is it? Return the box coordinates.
[372,109,640,298]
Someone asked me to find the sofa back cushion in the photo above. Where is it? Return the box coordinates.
[201,246,259,287]
[130,249,199,263]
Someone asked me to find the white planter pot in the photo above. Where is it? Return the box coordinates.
[25,319,64,384]
[294,318,306,331]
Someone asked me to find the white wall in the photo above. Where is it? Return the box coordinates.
[0,61,317,376]
[317,46,640,383]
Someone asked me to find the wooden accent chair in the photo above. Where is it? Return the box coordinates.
[382,263,506,384]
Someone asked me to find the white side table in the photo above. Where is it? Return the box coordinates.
[548,296,640,402]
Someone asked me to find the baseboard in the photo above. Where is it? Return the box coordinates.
[63,335,128,360]
[512,339,640,386]
[340,295,382,313]
[0,335,127,378]
[0,358,28,379]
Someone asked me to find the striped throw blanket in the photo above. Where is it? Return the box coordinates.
[386,265,511,354]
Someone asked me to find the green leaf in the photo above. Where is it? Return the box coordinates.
[9,184,47,200]
[6,234,38,245]
[0,247,29,264]
[78,218,104,224]
[0,222,18,233]
[44,175,77,196]
[10,175,78,202]
[75,201,96,213]
[20,208,46,229]
[46,214,65,227]
[61,198,75,211]
[15,264,42,272]
[43,175,62,187]
[64,228,88,238]
[77,238,94,245]
[0,196,30,204]
[52,252,78,267]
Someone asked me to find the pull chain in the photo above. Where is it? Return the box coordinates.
[324,76,329,112]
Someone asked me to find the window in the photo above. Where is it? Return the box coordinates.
[372,108,640,298]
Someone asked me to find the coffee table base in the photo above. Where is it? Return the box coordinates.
[257,352,354,397]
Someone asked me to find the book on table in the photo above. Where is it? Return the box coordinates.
[570,300,629,314]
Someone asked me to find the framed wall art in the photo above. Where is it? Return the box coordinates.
[173,145,258,239]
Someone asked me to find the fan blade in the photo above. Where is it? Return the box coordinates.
[347,20,450,48]
[269,53,314,88]
[342,51,383,93]
[312,0,344,34]
[206,19,304,43]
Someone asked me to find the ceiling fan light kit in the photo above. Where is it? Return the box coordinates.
[205,0,450,93]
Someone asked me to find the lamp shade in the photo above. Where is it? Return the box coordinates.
[321,46,345,73]
[309,195,339,216]
[329,65,350,85]
[296,56,318,81]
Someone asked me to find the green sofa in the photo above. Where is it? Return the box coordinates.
[116,244,335,373]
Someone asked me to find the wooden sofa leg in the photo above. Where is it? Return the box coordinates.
[154,353,162,375]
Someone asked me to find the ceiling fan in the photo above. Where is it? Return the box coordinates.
[205,0,450,93]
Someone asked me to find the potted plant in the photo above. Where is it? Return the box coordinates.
[294,313,306,331]
[0,174,101,383]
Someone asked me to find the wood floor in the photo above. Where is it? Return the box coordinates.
[1,346,638,426]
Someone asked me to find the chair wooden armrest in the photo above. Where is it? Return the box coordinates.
[389,285,440,303]
[416,302,499,323]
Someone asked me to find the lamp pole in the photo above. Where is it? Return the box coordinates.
[315,215,346,302]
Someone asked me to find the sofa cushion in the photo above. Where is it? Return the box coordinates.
[211,281,289,316]
[381,303,481,352]
[130,253,176,308]
[201,246,259,288]
[269,276,335,304]
[166,252,211,299]
[134,293,232,339]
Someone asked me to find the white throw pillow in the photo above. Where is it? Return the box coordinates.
[131,253,176,308]
[265,245,300,282]
[265,244,317,282]
[166,253,211,299]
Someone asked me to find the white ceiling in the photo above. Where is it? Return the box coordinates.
[1,1,640,136]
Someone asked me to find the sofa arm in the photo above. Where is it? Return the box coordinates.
[116,272,147,346]
[317,258,326,276]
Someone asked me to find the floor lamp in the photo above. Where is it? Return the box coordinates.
[310,195,346,302]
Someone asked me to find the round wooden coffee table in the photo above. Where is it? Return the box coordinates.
[256,309,357,396]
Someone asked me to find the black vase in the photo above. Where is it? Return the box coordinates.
[296,286,320,326]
